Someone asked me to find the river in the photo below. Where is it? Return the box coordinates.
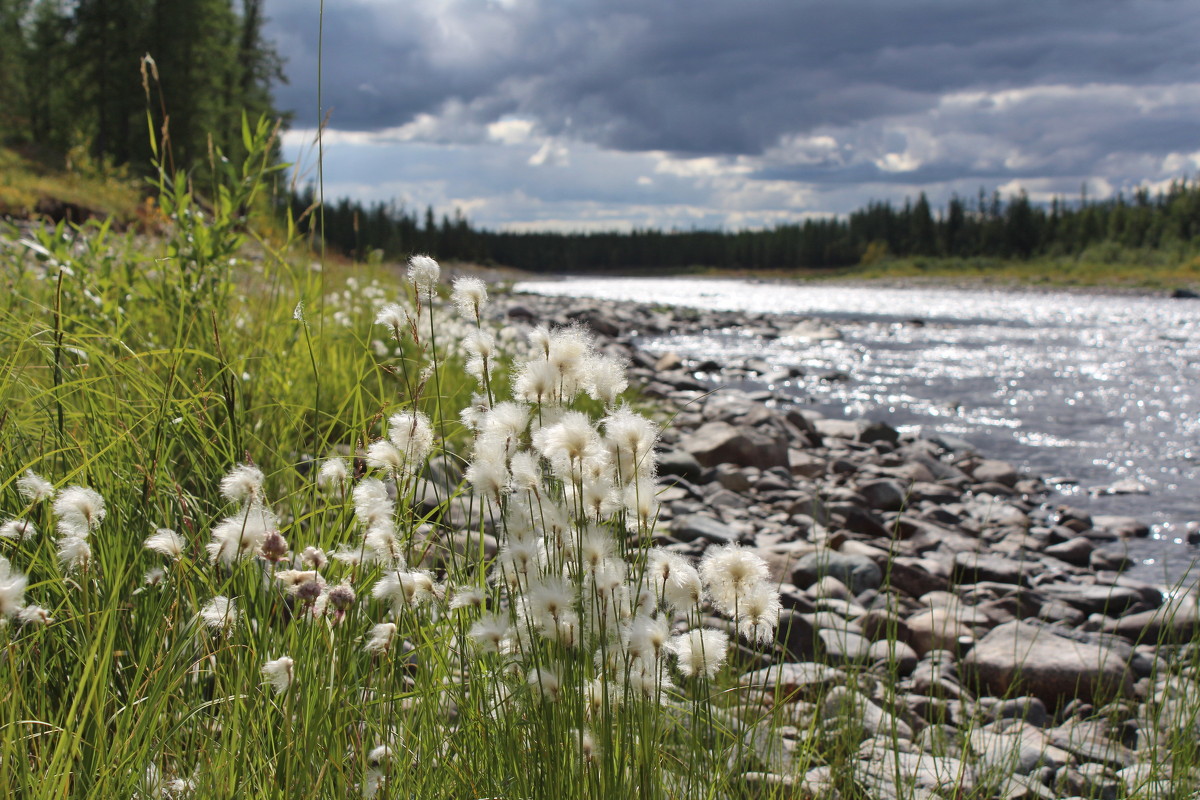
[514,277,1200,586]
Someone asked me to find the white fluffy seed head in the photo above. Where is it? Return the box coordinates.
[387,411,435,469]
[0,557,28,618]
[16,470,55,503]
[514,358,559,404]
[699,543,771,617]
[527,667,562,701]
[199,596,238,634]
[364,622,398,654]
[261,656,295,694]
[144,528,185,559]
[586,354,628,407]
[374,302,412,332]
[468,614,509,654]
[736,581,782,644]
[57,536,92,572]
[0,519,36,542]
[451,276,488,320]
[670,628,730,679]
[219,464,265,504]
[407,255,441,291]
[53,486,106,532]
[353,478,394,528]
[316,458,350,491]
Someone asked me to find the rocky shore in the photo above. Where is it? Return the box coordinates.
[500,289,1200,800]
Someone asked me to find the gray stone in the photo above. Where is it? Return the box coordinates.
[825,687,914,741]
[740,661,842,697]
[816,627,874,665]
[790,550,883,595]
[656,448,704,482]
[953,552,1034,587]
[714,463,753,492]
[973,459,1019,486]
[1044,536,1096,566]
[1040,583,1144,617]
[679,421,790,469]
[1103,593,1200,644]
[858,478,909,511]
[1090,515,1151,538]
[964,621,1134,706]
[668,514,739,544]
[906,608,975,656]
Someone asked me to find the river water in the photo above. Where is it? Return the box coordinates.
[514,277,1200,586]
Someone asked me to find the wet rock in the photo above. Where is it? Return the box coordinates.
[1103,592,1200,644]
[791,550,883,595]
[1044,536,1096,566]
[964,621,1135,706]
[973,459,1019,487]
[1090,515,1151,538]
[1039,583,1144,617]
[679,421,790,469]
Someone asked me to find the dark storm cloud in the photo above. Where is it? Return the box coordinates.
[265,0,1199,156]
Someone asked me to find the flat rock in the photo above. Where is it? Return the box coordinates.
[973,459,1019,487]
[740,661,842,697]
[678,420,790,469]
[1039,583,1144,616]
[906,608,975,656]
[826,687,914,741]
[964,621,1134,707]
[1090,515,1151,538]
[953,552,1033,587]
[668,514,739,544]
[791,550,883,595]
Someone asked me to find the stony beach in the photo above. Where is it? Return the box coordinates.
[498,287,1200,800]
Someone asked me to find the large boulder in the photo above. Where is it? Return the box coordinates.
[963,621,1134,707]
[678,421,790,469]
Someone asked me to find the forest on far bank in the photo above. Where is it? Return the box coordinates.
[291,182,1200,273]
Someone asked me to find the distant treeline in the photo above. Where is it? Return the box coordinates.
[0,0,282,173]
[291,181,1200,272]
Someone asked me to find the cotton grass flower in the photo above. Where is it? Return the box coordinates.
[669,628,729,679]
[386,410,435,469]
[0,519,36,541]
[16,470,54,503]
[199,595,238,634]
[16,605,53,626]
[144,528,185,559]
[372,570,439,610]
[316,458,349,491]
[219,464,264,504]
[206,506,278,566]
[736,581,781,644]
[527,667,562,701]
[451,276,488,320]
[699,543,770,617]
[57,536,91,572]
[353,479,393,528]
[261,655,294,694]
[363,622,398,655]
[0,557,28,619]
[469,614,510,654]
[374,302,412,333]
[53,485,106,532]
[407,255,440,291]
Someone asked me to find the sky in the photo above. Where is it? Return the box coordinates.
[262,0,1200,232]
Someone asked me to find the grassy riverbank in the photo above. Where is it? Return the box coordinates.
[3,132,1200,798]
